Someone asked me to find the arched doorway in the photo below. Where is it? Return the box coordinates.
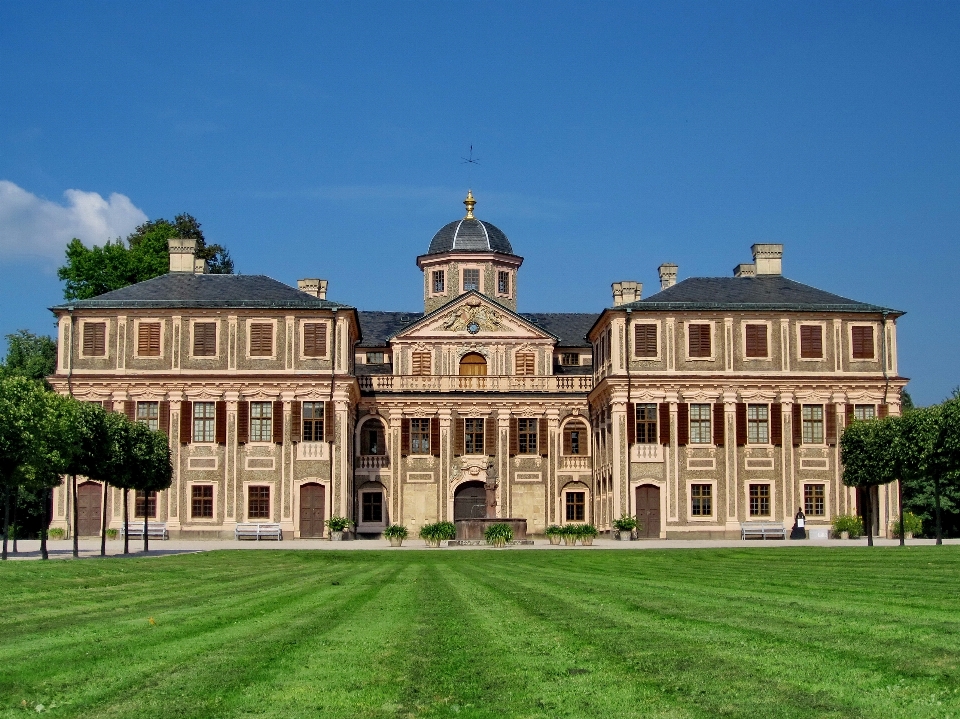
[454,481,487,520]
[76,481,102,537]
[459,353,487,376]
[299,483,326,538]
[635,484,661,539]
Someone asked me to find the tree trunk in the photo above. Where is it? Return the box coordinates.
[100,482,108,557]
[2,484,9,561]
[123,489,129,555]
[11,488,18,554]
[143,493,149,553]
[72,474,79,558]
[40,487,49,561]
[934,474,943,546]
[898,478,905,547]
[864,487,874,547]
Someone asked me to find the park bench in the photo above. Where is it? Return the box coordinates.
[235,523,283,541]
[740,521,786,540]
[120,522,169,540]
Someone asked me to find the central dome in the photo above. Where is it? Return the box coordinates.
[425,190,515,255]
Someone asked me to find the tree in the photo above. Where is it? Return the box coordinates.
[128,423,173,553]
[1,330,57,382]
[841,415,898,546]
[58,213,233,301]
[57,400,110,558]
[896,405,956,544]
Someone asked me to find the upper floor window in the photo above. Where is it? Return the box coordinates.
[800,325,823,359]
[563,421,587,455]
[517,418,538,454]
[635,404,658,444]
[745,324,768,358]
[303,323,328,357]
[460,352,487,376]
[137,322,161,356]
[302,401,324,441]
[366,352,385,365]
[137,401,159,431]
[82,322,106,356]
[497,271,510,295]
[193,322,217,356]
[464,418,485,454]
[851,326,875,360]
[560,353,579,366]
[433,270,445,293]
[854,404,876,421]
[689,404,712,444]
[361,419,385,455]
[412,352,431,375]
[250,402,273,442]
[410,418,431,454]
[802,405,824,444]
[463,268,480,292]
[688,323,711,358]
[193,402,215,443]
[516,352,535,376]
[249,323,273,357]
[747,404,769,444]
[634,324,658,358]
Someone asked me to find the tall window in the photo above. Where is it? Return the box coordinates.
[248,486,270,519]
[516,353,535,376]
[747,404,769,444]
[361,420,385,455]
[303,323,328,357]
[193,402,215,443]
[745,324,768,358]
[464,418,485,454]
[565,492,586,521]
[497,270,510,295]
[137,322,161,356]
[137,402,159,431]
[463,268,480,291]
[690,484,712,516]
[433,270,445,293]
[804,484,825,516]
[635,404,658,443]
[749,484,770,516]
[250,402,272,442]
[302,402,324,441]
[688,323,711,358]
[411,419,431,454]
[800,325,823,359]
[459,353,487,376]
[193,322,217,356]
[689,404,711,444]
[634,324,658,358]
[249,323,273,357]
[361,492,383,523]
[851,326,874,359]
[412,352,431,375]
[564,422,587,455]
[802,405,824,444]
[191,485,213,518]
[82,322,106,356]
[854,405,876,421]
[518,419,538,454]
[134,490,157,518]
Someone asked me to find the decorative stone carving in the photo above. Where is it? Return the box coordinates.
[441,304,506,333]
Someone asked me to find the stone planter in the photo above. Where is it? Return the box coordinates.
[905,532,913,540]
[563,536,577,546]
[548,535,562,545]
[389,537,403,547]
[489,540,506,549]
[619,530,632,541]
[582,537,594,546]
[424,538,441,548]
[840,531,850,540]
[330,531,344,541]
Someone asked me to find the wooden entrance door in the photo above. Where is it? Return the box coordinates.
[454,482,487,520]
[635,484,661,538]
[76,481,102,536]
[299,483,325,537]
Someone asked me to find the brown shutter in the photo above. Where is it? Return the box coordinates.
[430,418,440,456]
[539,417,548,456]
[270,401,282,444]
[826,405,838,445]
[324,401,335,442]
[735,403,747,446]
[845,403,854,427]
[180,401,192,444]
[659,403,670,445]
[454,416,464,456]
[713,403,725,446]
[792,404,803,446]
[486,418,498,456]
[878,404,889,418]
[124,401,135,422]
[401,419,410,456]
[563,426,572,455]
[677,403,689,446]
[237,401,249,444]
[138,323,161,356]
[627,403,636,444]
[103,399,113,413]
[509,417,519,455]
[158,401,170,436]
[289,401,301,443]
[215,401,227,444]
[770,403,782,446]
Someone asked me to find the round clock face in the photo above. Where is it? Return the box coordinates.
[467,322,480,334]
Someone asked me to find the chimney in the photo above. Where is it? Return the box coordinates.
[298,279,328,300]
[168,238,198,274]
[611,281,641,306]
[733,263,756,278]
[194,257,208,274]
[658,263,678,290]
[751,244,783,275]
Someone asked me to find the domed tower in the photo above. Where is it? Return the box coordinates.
[416,190,524,314]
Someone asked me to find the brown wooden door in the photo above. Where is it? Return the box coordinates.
[635,484,661,539]
[299,483,325,538]
[454,482,486,520]
[77,481,102,536]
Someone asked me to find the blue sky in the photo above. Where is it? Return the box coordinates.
[1,1,957,404]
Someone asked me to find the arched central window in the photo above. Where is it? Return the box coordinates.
[459,352,487,376]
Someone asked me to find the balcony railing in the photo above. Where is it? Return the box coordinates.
[296,442,328,461]
[357,455,390,469]
[358,375,593,393]
[559,455,591,470]
[632,443,664,463]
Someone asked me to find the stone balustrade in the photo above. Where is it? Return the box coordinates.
[358,454,390,469]
[358,374,593,393]
[559,455,591,470]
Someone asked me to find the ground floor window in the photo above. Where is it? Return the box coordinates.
[361,492,383,523]
[248,485,271,519]
[749,484,770,516]
[465,418,485,454]
[565,491,586,522]
[804,484,825,516]
[134,490,157,518]
[191,485,213,518]
[690,484,712,517]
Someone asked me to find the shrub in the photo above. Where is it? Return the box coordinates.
[383,524,408,539]
[578,524,599,539]
[325,516,353,532]
[47,527,65,540]
[545,524,563,537]
[832,514,863,538]
[434,521,457,541]
[484,523,513,545]
[559,524,579,537]
[612,516,637,531]
[105,528,119,540]
[892,511,924,538]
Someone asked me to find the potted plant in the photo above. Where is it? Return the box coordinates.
[383,524,408,547]
[105,528,119,540]
[561,524,579,546]
[831,514,863,540]
[47,527,66,540]
[612,516,636,541]
[579,524,599,546]
[545,525,563,545]
[892,511,923,540]
[436,521,457,542]
[419,522,454,548]
[484,523,513,548]
[325,516,352,541]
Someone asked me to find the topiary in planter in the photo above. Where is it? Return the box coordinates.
[579,524,599,546]
[560,524,579,546]
[325,516,353,540]
[612,516,637,540]
[484,523,513,548]
[384,524,408,546]
[545,524,563,545]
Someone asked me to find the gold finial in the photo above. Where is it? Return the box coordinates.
[463,189,476,219]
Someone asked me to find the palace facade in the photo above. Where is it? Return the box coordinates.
[48,191,907,539]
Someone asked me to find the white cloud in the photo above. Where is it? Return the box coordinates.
[0,180,148,262]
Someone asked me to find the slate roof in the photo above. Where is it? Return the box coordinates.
[426,218,514,255]
[357,311,424,347]
[51,274,352,310]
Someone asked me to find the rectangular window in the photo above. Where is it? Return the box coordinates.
[747,404,769,444]
[250,402,273,442]
[412,352,431,375]
[193,402,216,443]
[635,404,658,444]
[634,324,658,358]
[688,323,711,358]
[193,322,217,356]
[800,325,823,359]
[802,405,824,444]
[851,326,875,359]
[136,402,159,431]
[497,270,510,295]
[137,322,161,356]
[361,492,383,523]
[410,418,431,454]
[191,485,213,518]
[247,486,270,519]
[363,424,383,455]
[689,404,712,444]
[564,424,585,455]
[463,268,480,292]
[560,353,579,366]
[518,418,538,454]
[433,270,445,293]
[303,323,328,357]
[464,418,485,454]
[516,353,536,376]
[854,405,876,421]
[82,322,106,356]
[745,324,768,358]
[249,323,273,357]
[366,352,385,365]
[691,484,712,517]
[302,402,324,442]
[804,484,825,516]
[565,492,586,522]
[749,484,770,516]
[134,490,157,518]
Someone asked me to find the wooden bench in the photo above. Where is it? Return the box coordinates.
[235,523,283,541]
[121,522,169,540]
[740,521,786,540]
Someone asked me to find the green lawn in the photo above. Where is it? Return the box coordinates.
[2,548,959,719]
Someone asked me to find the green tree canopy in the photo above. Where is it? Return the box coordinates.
[1,330,57,383]
[841,415,899,545]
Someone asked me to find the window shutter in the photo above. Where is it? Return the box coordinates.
[82,324,94,355]
[713,403,725,446]
[563,427,572,455]
[801,325,823,358]
[852,326,874,360]
[401,419,410,456]
[735,403,747,446]
[158,401,170,436]
[539,417,548,456]
[289,401,301,443]
[635,324,657,358]
[250,323,273,356]
[770,403,782,446]
[324,401,335,442]
[124,401,135,422]
[272,401,284,444]
[792,404,803,446]
[454,416,464,456]
[878,404,889,418]
[844,404,854,427]
[431,417,440,457]
[486,418,498,456]
[826,405,837,445]
[688,325,699,357]
[237,401,249,444]
[626,403,636,444]
[215,401,227,444]
[102,399,113,413]
[677,403,689,446]
[659,403,670,445]
[303,323,328,357]
[83,322,106,356]
[194,322,217,357]
[509,417,519,456]
[412,352,431,375]
[138,323,161,356]
[180,401,192,444]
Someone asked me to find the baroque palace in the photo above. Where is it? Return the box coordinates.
[48,191,907,539]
